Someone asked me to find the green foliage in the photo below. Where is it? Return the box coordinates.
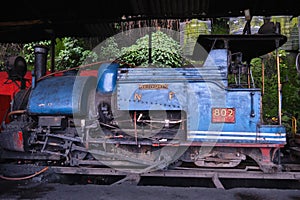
[251,55,278,118]
[98,37,120,61]
[55,37,97,71]
[251,50,300,131]
[181,19,211,56]
[20,38,97,71]
[272,16,299,51]
[22,40,51,70]
[211,18,229,34]
[119,31,183,68]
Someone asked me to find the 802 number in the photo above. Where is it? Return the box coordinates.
[212,108,235,123]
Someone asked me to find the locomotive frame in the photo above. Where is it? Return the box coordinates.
[0,3,300,183]
[0,32,295,176]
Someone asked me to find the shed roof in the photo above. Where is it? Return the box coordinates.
[0,0,299,43]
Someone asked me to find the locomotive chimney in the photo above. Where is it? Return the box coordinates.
[34,45,49,80]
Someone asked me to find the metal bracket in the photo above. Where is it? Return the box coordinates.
[111,173,141,186]
[212,173,225,189]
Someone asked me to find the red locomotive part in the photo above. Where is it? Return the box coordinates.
[0,71,32,125]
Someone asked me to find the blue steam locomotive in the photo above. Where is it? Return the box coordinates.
[0,34,290,173]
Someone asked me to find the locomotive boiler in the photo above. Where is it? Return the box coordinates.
[0,34,290,173]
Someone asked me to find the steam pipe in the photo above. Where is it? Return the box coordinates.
[34,45,49,80]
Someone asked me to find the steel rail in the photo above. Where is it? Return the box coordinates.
[1,164,300,189]
[49,166,300,179]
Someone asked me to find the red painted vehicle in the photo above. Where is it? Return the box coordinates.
[0,70,32,126]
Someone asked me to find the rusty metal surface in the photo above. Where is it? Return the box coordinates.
[49,166,300,180]
[1,163,300,191]
[1,164,300,181]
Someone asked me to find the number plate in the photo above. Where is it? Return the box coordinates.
[212,108,235,123]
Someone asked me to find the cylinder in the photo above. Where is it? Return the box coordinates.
[34,45,49,80]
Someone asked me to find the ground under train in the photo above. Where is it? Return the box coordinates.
[0,33,298,173]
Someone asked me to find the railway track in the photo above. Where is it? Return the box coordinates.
[1,163,300,189]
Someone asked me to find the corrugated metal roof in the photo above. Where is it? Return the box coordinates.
[0,0,299,43]
[126,0,300,19]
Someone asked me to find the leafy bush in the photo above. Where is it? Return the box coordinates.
[55,37,97,71]
[119,31,183,68]
[21,38,97,71]
[22,40,51,70]
[98,37,121,61]
[251,50,300,130]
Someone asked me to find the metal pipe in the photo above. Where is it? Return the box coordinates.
[247,64,250,88]
[148,22,152,65]
[292,116,297,137]
[7,110,26,118]
[275,40,282,125]
[299,17,300,50]
[50,37,55,73]
[261,58,265,123]
[34,45,49,80]
[261,59,265,96]
[0,167,49,181]
[134,111,137,144]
